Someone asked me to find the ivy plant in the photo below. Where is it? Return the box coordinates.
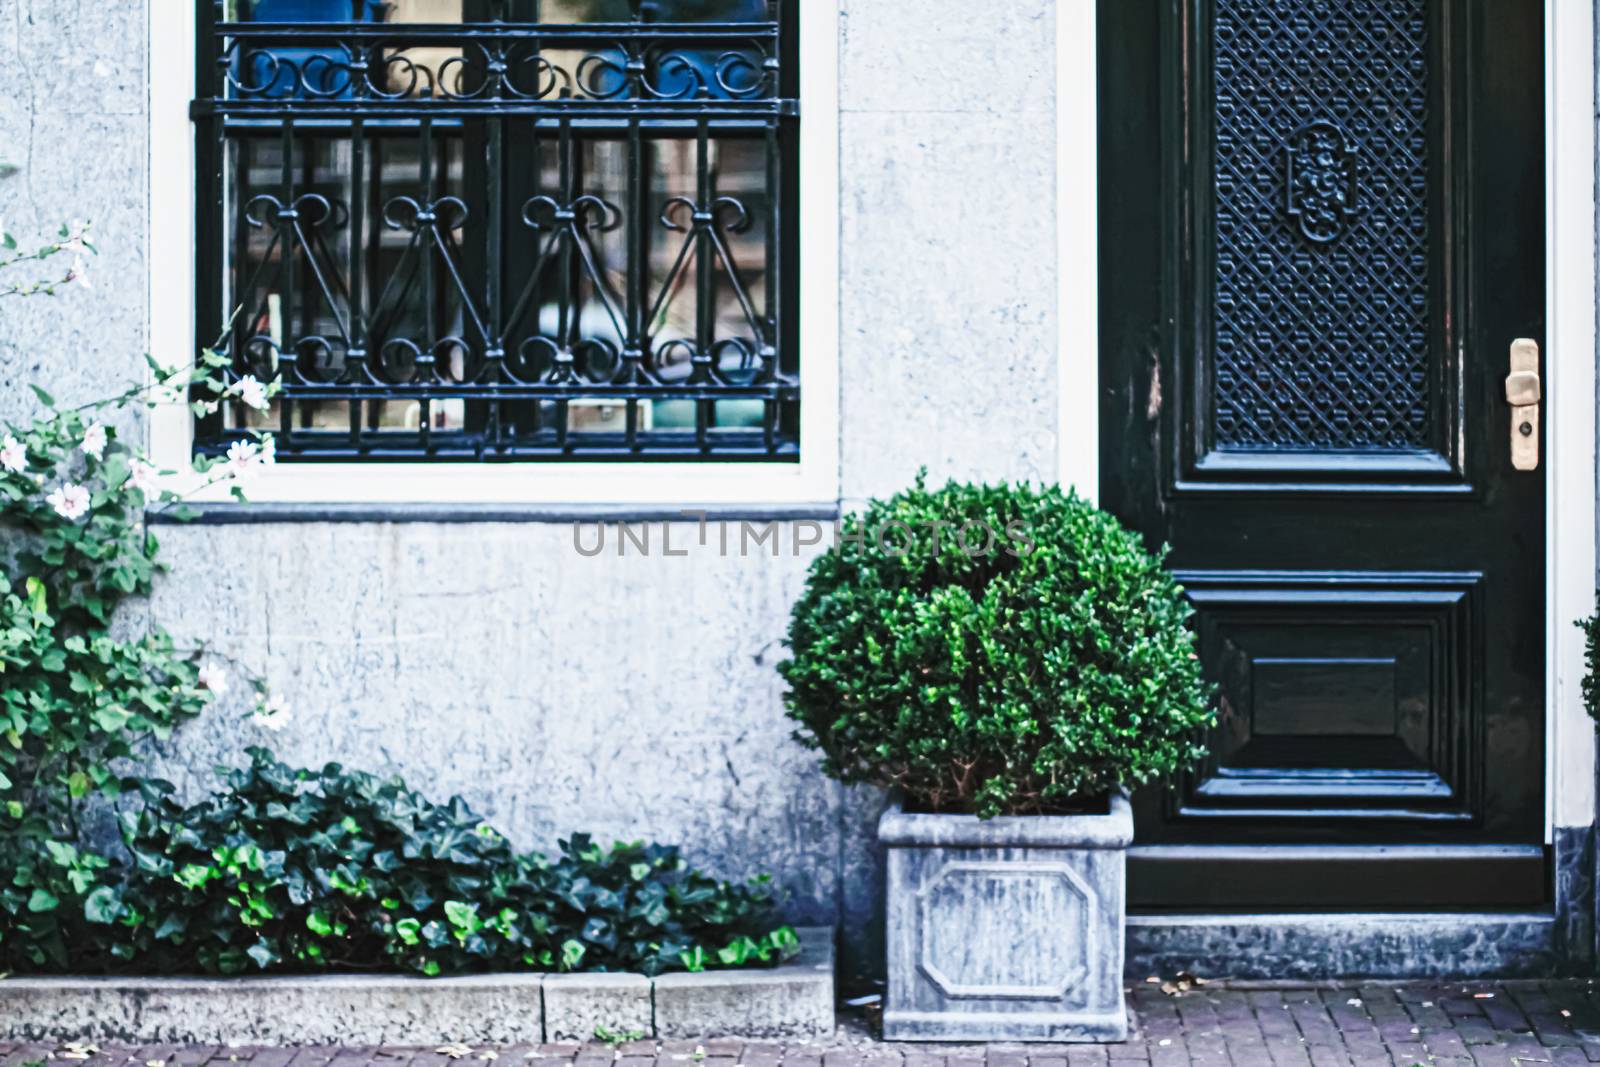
[102,749,798,977]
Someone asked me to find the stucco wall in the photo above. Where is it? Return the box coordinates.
[0,0,1060,978]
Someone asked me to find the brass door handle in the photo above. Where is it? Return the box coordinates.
[1506,338,1540,471]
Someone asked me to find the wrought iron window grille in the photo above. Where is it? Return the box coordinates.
[192,0,800,463]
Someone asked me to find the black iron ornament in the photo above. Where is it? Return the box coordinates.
[1284,121,1358,244]
[192,0,799,463]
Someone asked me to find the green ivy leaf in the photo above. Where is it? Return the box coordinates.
[92,704,131,732]
[84,885,121,924]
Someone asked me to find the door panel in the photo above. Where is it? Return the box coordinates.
[1174,571,1480,825]
[1098,0,1546,910]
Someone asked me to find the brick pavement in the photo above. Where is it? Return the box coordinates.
[6,981,1600,1067]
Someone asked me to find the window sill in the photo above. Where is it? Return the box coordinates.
[146,500,841,525]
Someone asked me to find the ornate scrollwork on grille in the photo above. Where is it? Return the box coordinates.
[218,33,777,104]
[1210,0,1431,452]
[1284,121,1358,244]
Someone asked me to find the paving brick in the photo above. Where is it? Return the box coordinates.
[1147,1039,1188,1067]
[1456,1020,1499,1046]
[1264,1038,1315,1067]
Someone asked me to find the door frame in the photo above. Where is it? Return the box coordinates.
[1061,0,1597,848]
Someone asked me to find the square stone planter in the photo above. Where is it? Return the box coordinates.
[879,793,1132,1042]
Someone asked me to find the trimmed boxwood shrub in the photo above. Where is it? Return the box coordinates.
[779,477,1215,818]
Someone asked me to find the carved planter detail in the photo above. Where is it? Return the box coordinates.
[879,795,1132,1042]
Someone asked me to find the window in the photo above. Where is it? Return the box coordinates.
[193,0,799,463]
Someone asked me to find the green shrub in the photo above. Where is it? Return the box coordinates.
[779,476,1215,818]
[81,748,797,977]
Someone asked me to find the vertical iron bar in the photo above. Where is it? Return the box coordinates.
[624,115,645,451]
[763,0,782,457]
[421,115,436,451]
[527,117,543,438]
[554,113,573,452]
[279,116,296,448]
[693,116,712,451]
[778,0,801,451]
[486,77,506,450]
[349,112,367,449]
[763,114,779,452]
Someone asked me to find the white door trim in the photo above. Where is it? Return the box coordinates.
[1543,0,1594,837]
[1062,0,1599,841]
[146,4,841,507]
[1056,0,1098,502]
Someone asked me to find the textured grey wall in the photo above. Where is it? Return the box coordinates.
[0,0,1060,979]
[0,0,151,427]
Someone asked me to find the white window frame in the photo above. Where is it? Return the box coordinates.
[147,4,840,507]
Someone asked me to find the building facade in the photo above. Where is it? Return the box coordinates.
[0,0,1594,979]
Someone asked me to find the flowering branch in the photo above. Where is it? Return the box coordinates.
[0,219,96,298]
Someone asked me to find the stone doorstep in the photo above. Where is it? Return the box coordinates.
[0,927,835,1046]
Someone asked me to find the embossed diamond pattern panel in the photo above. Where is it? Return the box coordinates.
[1211,0,1431,450]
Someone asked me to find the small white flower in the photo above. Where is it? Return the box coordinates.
[225,438,260,480]
[128,458,160,495]
[253,693,291,732]
[61,219,91,253]
[0,435,25,473]
[152,383,183,406]
[197,663,229,697]
[68,256,92,290]
[47,482,90,520]
[80,423,107,461]
[231,375,270,412]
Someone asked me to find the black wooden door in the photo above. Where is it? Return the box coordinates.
[1098,0,1547,910]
